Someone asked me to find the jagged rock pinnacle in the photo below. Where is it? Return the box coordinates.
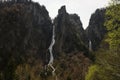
[58,5,67,15]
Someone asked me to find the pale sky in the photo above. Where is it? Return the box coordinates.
[34,0,109,29]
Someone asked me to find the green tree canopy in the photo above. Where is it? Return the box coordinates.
[86,1,120,80]
[104,1,120,51]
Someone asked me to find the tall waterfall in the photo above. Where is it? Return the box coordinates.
[89,40,92,51]
[48,20,57,79]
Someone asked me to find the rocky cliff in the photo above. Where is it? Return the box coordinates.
[0,2,52,78]
[54,6,88,54]
[0,2,104,80]
[86,9,107,50]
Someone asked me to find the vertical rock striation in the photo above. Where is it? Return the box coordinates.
[54,6,88,54]
[0,2,52,72]
[86,9,107,50]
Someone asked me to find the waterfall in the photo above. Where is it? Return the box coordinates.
[47,20,57,80]
[89,40,92,51]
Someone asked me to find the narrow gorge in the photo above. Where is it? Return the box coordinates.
[0,1,108,80]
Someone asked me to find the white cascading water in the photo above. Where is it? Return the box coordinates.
[48,20,57,79]
[89,40,92,51]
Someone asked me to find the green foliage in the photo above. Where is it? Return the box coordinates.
[85,65,99,80]
[86,4,120,79]
[104,3,120,51]
[109,0,120,5]
[97,51,120,80]
[86,49,120,80]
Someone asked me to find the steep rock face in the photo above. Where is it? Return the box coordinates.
[54,6,88,54]
[0,3,92,80]
[0,2,52,71]
[86,9,107,50]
